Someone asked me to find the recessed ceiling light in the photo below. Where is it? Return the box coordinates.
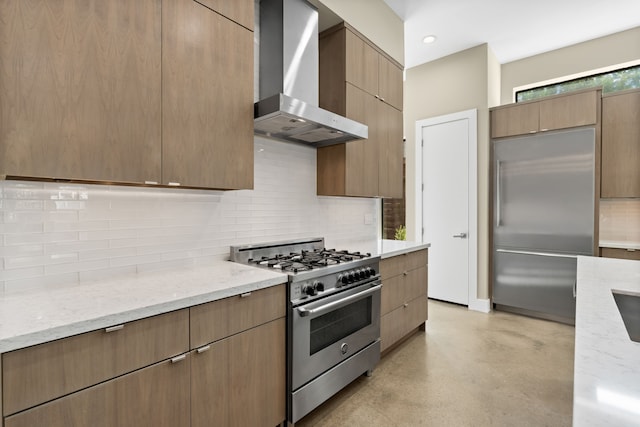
[423,35,437,44]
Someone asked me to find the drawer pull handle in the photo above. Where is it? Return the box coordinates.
[403,271,408,276]
[240,292,252,298]
[168,182,181,186]
[403,303,409,308]
[105,324,124,333]
[171,354,187,364]
[196,345,211,354]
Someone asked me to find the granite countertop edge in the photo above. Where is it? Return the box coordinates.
[0,262,287,353]
[377,240,431,259]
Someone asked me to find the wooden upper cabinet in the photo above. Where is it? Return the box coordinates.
[0,0,162,183]
[490,102,540,138]
[162,0,253,190]
[378,102,403,198]
[345,30,379,97]
[601,89,640,198]
[378,55,404,111]
[539,90,598,131]
[194,0,254,30]
[491,89,600,139]
[344,28,403,111]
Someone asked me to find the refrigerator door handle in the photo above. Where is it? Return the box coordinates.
[496,249,579,259]
[573,280,577,299]
[496,160,502,227]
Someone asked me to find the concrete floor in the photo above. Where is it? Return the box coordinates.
[296,299,575,427]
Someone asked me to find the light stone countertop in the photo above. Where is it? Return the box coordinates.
[598,240,640,251]
[0,262,287,353]
[573,256,640,426]
[373,239,430,259]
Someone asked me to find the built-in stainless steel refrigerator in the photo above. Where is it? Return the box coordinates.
[492,127,596,324]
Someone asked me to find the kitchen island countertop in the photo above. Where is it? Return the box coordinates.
[0,262,287,353]
[574,256,640,426]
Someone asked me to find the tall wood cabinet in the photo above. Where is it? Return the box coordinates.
[317,23,403,198]
[601,88,640,198]
[380,249,428,353]
[0,0,254,190]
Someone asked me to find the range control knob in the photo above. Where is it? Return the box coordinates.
[314,281,325,292]
[369,268,376,277]
[304,284,317,296]
[363,268,371,278]
[340,274,349,285]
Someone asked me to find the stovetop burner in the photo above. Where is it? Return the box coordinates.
[250,248,371,272]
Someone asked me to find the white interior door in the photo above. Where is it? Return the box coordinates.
[422,115,472,305]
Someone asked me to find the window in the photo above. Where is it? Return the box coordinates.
[516,65,640,102]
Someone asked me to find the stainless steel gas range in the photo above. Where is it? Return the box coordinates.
[230,238,381,424]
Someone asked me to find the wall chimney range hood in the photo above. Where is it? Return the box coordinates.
[254,0,368,146]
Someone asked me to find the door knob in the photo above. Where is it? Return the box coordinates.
[453,232,467,238]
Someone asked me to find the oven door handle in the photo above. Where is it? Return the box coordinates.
[297,283,382,317]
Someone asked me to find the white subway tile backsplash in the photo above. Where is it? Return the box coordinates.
[0,137,379,294]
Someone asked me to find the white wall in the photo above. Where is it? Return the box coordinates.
[0,137,379,295]
[501,26,640,104]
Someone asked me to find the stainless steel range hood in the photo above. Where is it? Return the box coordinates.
[254,0,368,146]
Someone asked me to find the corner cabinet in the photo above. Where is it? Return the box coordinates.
[1,284,286,427]
[317,23,403,198]
[601,89,640,198]
[490,89,600,139]
[0,0,254,191]
[380,249,428,353]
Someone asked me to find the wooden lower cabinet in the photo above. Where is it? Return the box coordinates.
[381,296,427,353]
[5,355,191,427]
[600,247,640,261]
[380,249,428,353]
[191,318,286,427]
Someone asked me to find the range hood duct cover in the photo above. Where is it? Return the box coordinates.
[254,0,368,146]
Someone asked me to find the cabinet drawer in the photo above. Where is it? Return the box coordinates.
[600,247,640,260]
[380,249,428,280]
[539,90,598,131]
[380,295,427,353]
[381,265,427,315]
[5,354,191,427]
[190,284,286,348]
[2,309,189,416]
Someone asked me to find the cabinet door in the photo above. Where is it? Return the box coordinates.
[381,274,405,315]
[539,90,598,131]
[378,56,403,111]
[378,102,403,198]
[490,102,539,138]
[228,318,286,427]
[0,0,161,183]
[345,30,378,97]
[5,356,191,427]
[601,91,640,197]
[162,0,253,189]
[191,340,230,427]
[344,84,379,197]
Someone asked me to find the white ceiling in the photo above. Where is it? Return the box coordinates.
[383,0,640,69]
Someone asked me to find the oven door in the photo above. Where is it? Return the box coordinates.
[291,279,381,391]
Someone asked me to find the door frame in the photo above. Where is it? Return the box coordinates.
[414,109,483,312]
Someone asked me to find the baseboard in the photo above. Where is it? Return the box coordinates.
[468,298,491,313]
